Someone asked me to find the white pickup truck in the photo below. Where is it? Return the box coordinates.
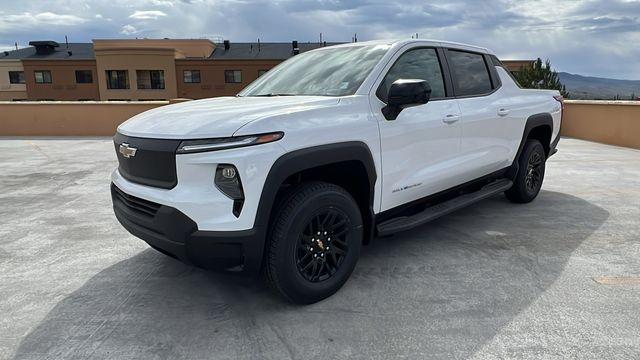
[111,39,562,304]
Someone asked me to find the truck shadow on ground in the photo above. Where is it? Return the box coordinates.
[14,190,609,360]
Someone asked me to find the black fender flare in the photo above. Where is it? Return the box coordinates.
[507,113,554,179]
[251,142,378,266]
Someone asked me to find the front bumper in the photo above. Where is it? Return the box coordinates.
[111,183,265,273]
[111,139,285,232]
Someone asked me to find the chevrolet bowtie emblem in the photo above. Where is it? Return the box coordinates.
[119,143,137,158]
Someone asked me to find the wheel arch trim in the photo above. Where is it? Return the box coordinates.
[254,141,377,257]
[507,113,554,179]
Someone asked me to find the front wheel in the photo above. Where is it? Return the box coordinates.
[264,182,362,304]
[505,139,546,203]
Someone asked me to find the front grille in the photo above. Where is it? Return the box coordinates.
[114,133,181,189]
[111,184,161,218]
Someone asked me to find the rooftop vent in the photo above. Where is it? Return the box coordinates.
[223,40,230,50]
[29,41,60,55]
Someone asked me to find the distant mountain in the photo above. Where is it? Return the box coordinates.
[558,72,640,100]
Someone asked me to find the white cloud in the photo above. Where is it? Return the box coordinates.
[120,24,140,35]
[95,14,103,19]
[148,0,176,6]
[1,12,86,27]
[129,10,168,20]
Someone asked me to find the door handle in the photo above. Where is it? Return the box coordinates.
[497,108,510,117]
[442,114,460,124]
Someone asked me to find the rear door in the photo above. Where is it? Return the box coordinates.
[371,46,463,212]
[445,49,514,182]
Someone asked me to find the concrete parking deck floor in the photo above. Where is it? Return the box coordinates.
[0,137,639,359]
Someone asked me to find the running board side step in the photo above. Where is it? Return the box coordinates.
[376,179,513,236]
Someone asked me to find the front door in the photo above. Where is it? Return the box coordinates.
[371,47,463,212]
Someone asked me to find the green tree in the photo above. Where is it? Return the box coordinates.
[513,58,569,98]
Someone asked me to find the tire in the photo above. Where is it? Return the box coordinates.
[264,182,363,304]
[505,139,546,203]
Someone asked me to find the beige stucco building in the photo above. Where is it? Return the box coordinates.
[0,60,28,101]
[93,39,216,100]
[94,47,179,101]
[502,60,535,75]
[22,59,100,101]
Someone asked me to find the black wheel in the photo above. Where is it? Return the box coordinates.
[264,182,362,304]
[505,139,546,203]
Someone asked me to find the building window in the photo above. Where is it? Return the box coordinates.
[106,70,129,89]
[34,70,52,84]
[258,69,269,77]
[137,70,165,89]
[75,70,93,84]
[9,71,25,84]
[224,70,242,83]
[183,70,201,83]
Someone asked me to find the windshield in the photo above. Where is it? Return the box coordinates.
[239,44,391,97]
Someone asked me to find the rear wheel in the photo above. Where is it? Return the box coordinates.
[265,182,362,304]
[505,139,546,203]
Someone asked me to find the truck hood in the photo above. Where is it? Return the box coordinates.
[117,96,340,139]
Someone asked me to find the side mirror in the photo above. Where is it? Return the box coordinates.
[382,79,431,120]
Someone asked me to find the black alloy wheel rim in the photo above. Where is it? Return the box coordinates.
[295,209,350,282]
[525,151,543,192]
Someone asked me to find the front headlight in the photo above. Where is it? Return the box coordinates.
[176,132,284,154]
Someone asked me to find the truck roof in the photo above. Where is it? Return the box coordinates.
[328,39,495,55]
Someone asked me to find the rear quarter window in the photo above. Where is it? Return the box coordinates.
[490,55,522,88]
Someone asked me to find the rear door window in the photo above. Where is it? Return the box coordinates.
[448,50,493,96]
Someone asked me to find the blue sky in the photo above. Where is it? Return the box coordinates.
[1,0,639,79]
